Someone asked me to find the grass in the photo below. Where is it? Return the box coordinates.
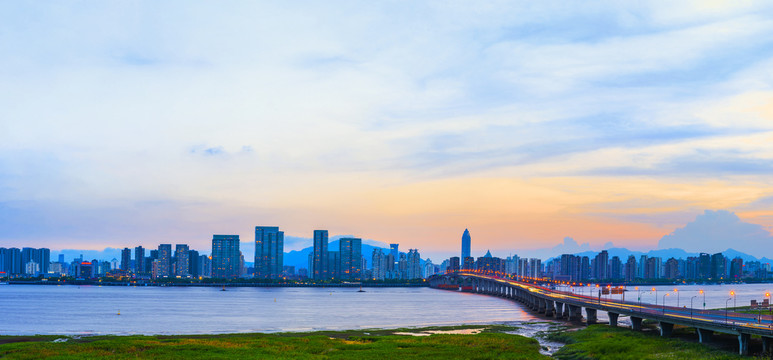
[548,325,746,360]
[0,325,549,359]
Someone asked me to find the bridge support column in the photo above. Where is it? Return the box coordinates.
[568,305,582,321]
[762,336,773,354]
[738,333,750,356]
[630,317,642,331]
[585,308,597,325]
[538,298,546,313]
[563,304,570,318]
[608,312,619,327]
[659,322,673,337]
[696,328,712,344]
[545,300,554,317]
[554,302,564,319]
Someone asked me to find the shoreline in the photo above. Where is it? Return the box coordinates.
[0,323,753,359]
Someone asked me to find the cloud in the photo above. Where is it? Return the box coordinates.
[658,210,773,254]
[2,2,773,254]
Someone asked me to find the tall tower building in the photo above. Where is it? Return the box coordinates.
[255,226,284,279]
[312,230,328,280]
[461,229,471,260]
[339,237,362,280]
[212,235,240,278]
[134,246,145,273]
[175,244,190,277]
[407,249,421,279]
[120,248,131,271]
[390,244,399,262]
[157,244,172,278]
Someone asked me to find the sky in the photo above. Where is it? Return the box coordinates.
[2,1,773,261]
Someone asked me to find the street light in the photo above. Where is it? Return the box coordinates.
[726,297,733,324]
[699,289,705,310]
[731,290,736,311]
[690,295,698,321]
[674,288,679,307]
[653,287,658,305]
[663,293,670,314]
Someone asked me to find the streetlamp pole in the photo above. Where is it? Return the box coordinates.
[726,298,732,324]
[653,287,658,306]
[699,289,705,310]
[674,288,679,307]
[690,295,697,322]
[731,290,736,312]
[663,293,669,314]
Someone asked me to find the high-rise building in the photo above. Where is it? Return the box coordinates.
[390,244,399,266]
[461,229,471,261]
[594,250,609,280]
[699,253,711,279]
[199,254,211,278]
[372,248,386,280]
[339,237,362,280]
[134,246,145,273]
[255,226,284,279]
[157,244,172,278]
[730,257,743,279]
[423,259,435,278]
[449,257,460,272]
[407,249,421,279]
[398,253,407,279]
[312,230,328,280]
[665,258,679,279]
[327,251,340,279]
[188,250,200,278]
[624,255,636,282]
[463,256,475,270]
[120,248,131,271]
[529,258,542,278]
[212,235,240,278]
[609,256,622,279]
[175,244,190,277]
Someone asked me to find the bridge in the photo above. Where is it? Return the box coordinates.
[429,271,773,355]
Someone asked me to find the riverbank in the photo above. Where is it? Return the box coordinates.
[545,324,747,359]
[0,325,547,359]
[1,323,758,359]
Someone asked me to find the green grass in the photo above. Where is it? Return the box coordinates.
[550,325,745,360]
[0,325,548,359]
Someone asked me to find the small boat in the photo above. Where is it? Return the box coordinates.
[220,285,227,291]
[357,285,365,293]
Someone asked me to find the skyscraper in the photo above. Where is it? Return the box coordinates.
[461,229,471,260]
[255,226,284,279]
[212,235,240,278]
[157,244,172,278]
[175,244,190,277]
[120,248,131,271]
[339,237,362,280]
[390,244,399,262]
[134,246,145,273]
[312,230,328,280]
[407,249,421,279]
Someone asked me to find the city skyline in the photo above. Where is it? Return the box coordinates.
[3,2,773,258]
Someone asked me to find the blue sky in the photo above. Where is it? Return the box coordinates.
[2,1,773,260]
